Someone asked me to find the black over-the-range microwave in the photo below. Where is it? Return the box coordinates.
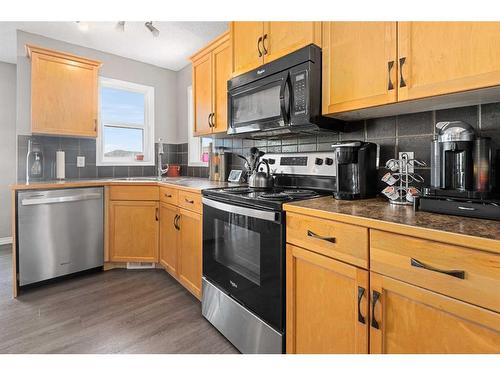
[227,44,344,137]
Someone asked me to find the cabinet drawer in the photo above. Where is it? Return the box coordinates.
[178,190,202,213]
[286,212,369,268]
[370,230,500,313]
[109,185,159,201]
[160,186,178,205]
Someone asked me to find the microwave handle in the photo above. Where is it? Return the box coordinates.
[279,74,292,125]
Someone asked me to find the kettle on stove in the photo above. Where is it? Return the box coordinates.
[248,160,274,189]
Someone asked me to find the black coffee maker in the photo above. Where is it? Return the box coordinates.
[332,141,378,200]
[418,121,499,220]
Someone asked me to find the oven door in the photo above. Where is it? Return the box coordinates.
[202,197,284,331]
[228,71,292,135]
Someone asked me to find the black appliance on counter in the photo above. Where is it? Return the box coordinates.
[418,121,499,221]
[331,141,378,200]
[201,151,337,354]
[227,44,343,137]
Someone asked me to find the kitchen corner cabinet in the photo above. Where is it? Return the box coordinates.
[109,200,159,262]
[191,31,231,136]
[27,45,101,137]
[230,22,322,76]
[286,244,369,354]
[370,272,500,354]
[397,22,500,101]
[322,22,397,114]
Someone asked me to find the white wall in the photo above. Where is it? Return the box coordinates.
[16,30,179,142]
[0,61,16,239]
[175,64,192,144]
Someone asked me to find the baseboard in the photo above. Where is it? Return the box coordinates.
[0,237,13,245]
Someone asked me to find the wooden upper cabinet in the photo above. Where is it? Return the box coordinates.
[398,22,500,101]
[370,272,500,354]
[27,45,101,137]
[230,22,264,76]
[192,52,213,136]
[191,31,231,136]
[263,22,322,64]
[287,244,369,354]
[322,22,397,115]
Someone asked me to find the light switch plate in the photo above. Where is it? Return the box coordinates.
[398,151,414,173]
[77,156,85,168]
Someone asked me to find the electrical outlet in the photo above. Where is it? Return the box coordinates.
[77,156,85,168]
[398,151,414,173]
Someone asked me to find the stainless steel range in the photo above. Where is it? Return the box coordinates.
[201,151,337,354]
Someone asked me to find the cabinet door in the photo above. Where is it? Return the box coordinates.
[370,272,500,354]
[263,22,322,64]
[231,21,264,75]
[192,52,213,136]
[211,37,231,134]
[109,200,159,262]
[178,208,202,299]
[159,202,179,277]
[31,52,98,137]
[322,22,397,115]
[286,244,369,354]
[398,22,500,101]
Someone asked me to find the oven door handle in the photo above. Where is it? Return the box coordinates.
[202,198,280,223]
[279,73,292,126]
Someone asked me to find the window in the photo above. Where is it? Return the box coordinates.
[187,85,211,166]
[97,77,155,166]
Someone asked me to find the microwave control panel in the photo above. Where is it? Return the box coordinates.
[292,71,308,116]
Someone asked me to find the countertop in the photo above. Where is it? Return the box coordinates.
[284,197,500,254]
[10,177,238,193]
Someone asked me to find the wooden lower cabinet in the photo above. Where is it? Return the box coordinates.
[178,208,203,299]
[286,244,369,353]
[159,202,179,276]
[109,200,159,262]
[370,272,500,354]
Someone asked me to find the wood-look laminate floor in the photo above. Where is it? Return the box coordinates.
[0,244,238,354]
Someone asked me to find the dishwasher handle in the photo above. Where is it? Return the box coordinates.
[21,193,102,206]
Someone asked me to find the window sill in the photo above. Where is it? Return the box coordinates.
[188,161,208,167]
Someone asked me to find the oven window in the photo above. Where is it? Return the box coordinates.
[213,215,261,286]
[233,85,281,125]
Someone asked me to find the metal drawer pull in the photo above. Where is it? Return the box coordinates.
[387,60,395,90]
[357,286,366,324]
[185,198,195,204]
[371,290,380,329]
[410,258,465,279]
[399,57,407,87]
[307,230,336,243]
[164,193,172,198]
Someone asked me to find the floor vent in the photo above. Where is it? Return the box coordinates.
[126,262,156,269]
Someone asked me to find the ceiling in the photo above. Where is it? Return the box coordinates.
[0,21,228,71]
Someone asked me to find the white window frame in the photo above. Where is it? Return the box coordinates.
[187,85,210,167]
[97,77,155,166]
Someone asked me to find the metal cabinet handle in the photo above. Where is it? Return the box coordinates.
[387,60,395,90]
[94,119,97,132]
[410,258,465,279]
[155,207,159,221]
[399,57,407,88]
[208,113,213,128]
[357,286,366,324]
[307,230,336,244]
[174,214,180,230]
[211,113,216,128]
[185,198,195,204]
[262,34,268,55]
[257,36,263,57]
[175,214,181,230]
[371,290,381,329]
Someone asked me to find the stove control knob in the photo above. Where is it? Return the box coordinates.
[315,158,323,166]
[325,157,334,166]
[268,158,276,165]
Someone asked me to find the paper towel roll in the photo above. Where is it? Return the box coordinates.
[56,150,65,179]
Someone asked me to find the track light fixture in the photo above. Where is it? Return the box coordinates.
[116,21,125,32]
[145,21,160,37]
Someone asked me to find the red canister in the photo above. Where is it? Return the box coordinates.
[167,164,181,177]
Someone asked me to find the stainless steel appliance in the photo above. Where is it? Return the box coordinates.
[227,44,343,137]
[209,147,230,181]
[17,187,104,287]
[419,121,499,220]
[202,151,337,353]
[331,141,378,200]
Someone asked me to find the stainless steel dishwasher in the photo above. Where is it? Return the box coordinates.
[17,187,104,286]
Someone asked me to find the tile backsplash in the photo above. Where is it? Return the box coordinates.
[17,103,500,187]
